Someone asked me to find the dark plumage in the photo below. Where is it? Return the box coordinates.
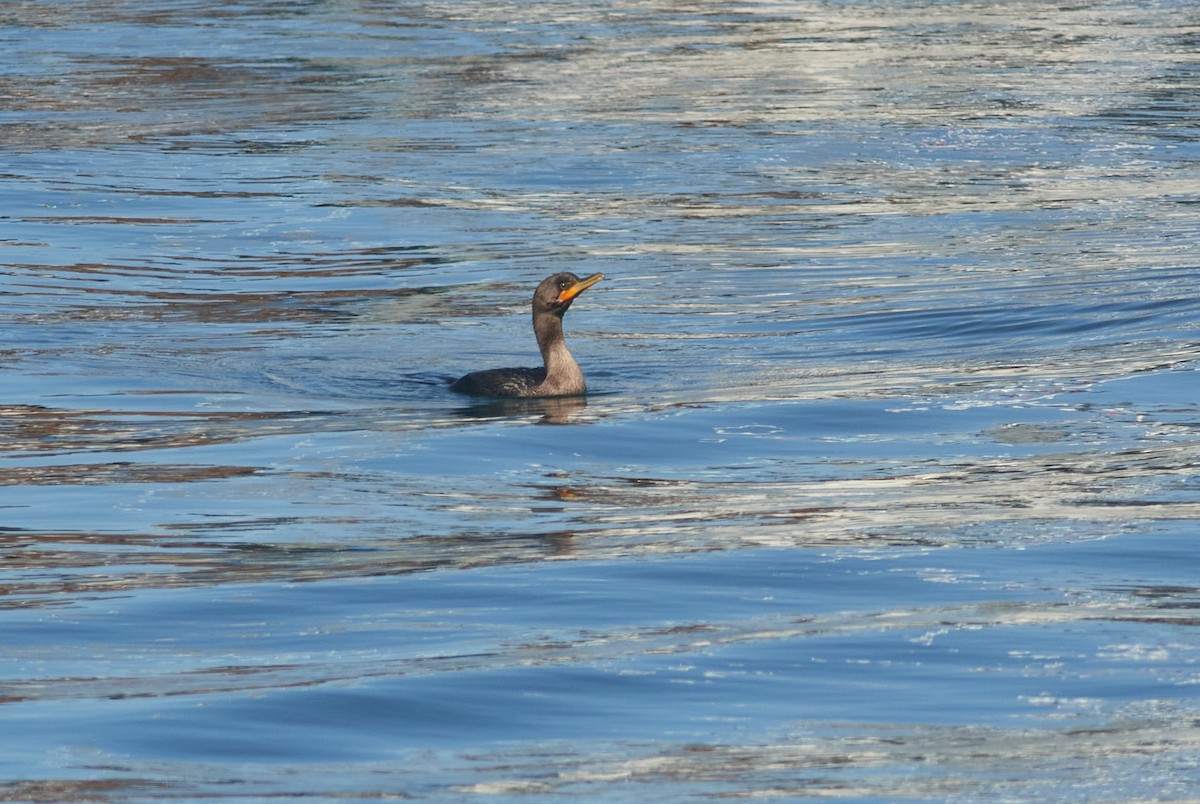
[450,272,604,398]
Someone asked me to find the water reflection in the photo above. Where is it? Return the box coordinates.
[0,403,332,456]
[445,714,1200,800]
[453,395,588,424]
[0,462,257,486]
[4,401,1195,612]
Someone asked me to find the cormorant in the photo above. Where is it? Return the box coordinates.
[450,272,604,398]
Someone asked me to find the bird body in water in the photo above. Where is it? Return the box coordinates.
[450,272,604,398]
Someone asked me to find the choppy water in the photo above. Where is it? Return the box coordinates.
[2,1,1199,801]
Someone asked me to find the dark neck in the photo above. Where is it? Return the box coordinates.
[533,309,584,395]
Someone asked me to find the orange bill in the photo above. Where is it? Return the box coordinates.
[557,272,604,303]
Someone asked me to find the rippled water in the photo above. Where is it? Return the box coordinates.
[2,1,1199,800]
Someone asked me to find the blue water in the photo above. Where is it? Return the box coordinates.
[2,1,1199,801]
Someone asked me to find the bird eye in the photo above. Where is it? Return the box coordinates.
[558,279,571,289]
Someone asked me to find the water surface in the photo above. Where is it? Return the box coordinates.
[2,1,1199,800]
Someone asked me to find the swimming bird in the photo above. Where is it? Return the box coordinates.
[450,272,604,398]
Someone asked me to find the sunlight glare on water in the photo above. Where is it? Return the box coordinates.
[1,0,1199,800]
